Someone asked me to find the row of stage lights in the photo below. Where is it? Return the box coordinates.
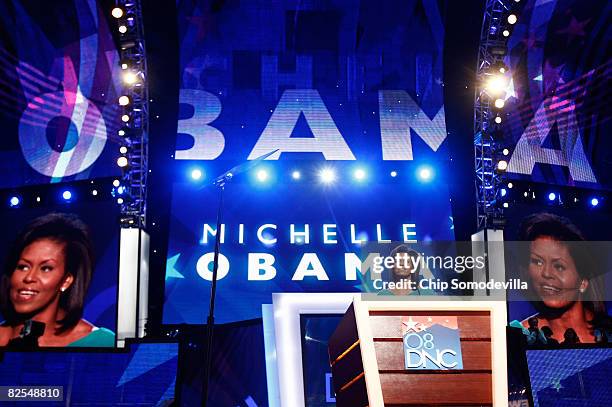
[5,180,116,209]
[188,165,436,184]
[497,181,605,210]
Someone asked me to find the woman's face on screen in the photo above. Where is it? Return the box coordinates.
[527,237,584,309]
[9,239,72,316]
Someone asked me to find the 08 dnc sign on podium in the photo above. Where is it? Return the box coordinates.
[402,316,464,370]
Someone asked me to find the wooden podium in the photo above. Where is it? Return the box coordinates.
[328,298,508,406]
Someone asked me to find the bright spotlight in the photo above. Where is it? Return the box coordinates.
[319,168,336,184]
[121,114,130,123]
[416,165,434,182]
[497,160,508,171]
[119,146,128,154]
[501,188,507,197]
[486,75,507,95]
[118,25,128,34]
[499,67,507,74]
[113,179,121,187]
[117,198,124,204]
[62,190,72,201]
[121,63,128,70]
[117,156,129,168]
[111,7,124,18]
[590,198,599,207]
[353,168,366,181]
[508,14,518,24]
[291,170,301,180]
[495,116,502,124]
[92,189,98,196]
[548,192,556,201]
[502,30,510,37]
[256,169,269,182]
[494,98,505,109]
[9,196,20,207]
[507,182,514,189]
[123,71,138,85]
[118,129,126,136]
[191,168,203,181]
[502,148,510,156]
[503,202,509,208]
[390,170,398,178]
[118,95,130,106]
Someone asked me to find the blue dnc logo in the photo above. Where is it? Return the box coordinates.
[402,316,464,370]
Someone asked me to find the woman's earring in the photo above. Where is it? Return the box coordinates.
[60,287,66,292]
[579,287,585,293]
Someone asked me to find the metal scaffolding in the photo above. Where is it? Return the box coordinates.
[474,0,516,230]
[113,1,149,228]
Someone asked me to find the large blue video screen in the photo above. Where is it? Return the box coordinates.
[503,0,611,189]
[0,0,122,188]
[527,347,612,407]
[165,0,455,324]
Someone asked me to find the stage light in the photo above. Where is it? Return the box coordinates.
[495,116,502,124]
[117,198,124,204]
[62,190,72,201]
[111,7,124,18]
[123,71,138,85]
[523,191,528,197]
[390,170,397,177]
[117,185,126,195]
[548,192,556,201]
[118,129,126,136]
[499,67,507,74]
[113,179,121,187]
[485,75,507,95]
[9,196,20,207]
[256,169,269,182]
[118,95,130,106]
[119,146,128,154]
[319,168,336,184]
[502,30,510,37]
[416,165,434,182]
[118,25,128,34]
[507,182,513,189]
[508,14,518,25]
[494,98,505,108]
[497,160,508,172]
[353,168,366,181]
[503,202,509,208]
[590,198,599,207]
[117,156,129,168]
[191,168,203,181]
[501,188,507,197]
[291,170,301,180]
[92,189,98,196]
[502,148,510,156]
[121,114,130,123]
[121,62,128,70]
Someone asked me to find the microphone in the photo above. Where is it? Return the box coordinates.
[6,320,46,350]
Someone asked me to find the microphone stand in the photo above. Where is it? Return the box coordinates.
[201,150,278,407]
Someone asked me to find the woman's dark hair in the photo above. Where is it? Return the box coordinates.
[563,328,580,344]
[518,212,607,320]
[1,213,94,332]
[540,326,553,338]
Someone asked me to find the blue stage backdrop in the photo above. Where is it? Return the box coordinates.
[0,0,122,188]
[0,342,178,405]
[503,0,611,189]
[0,202,120,339]
[164,0,455,324]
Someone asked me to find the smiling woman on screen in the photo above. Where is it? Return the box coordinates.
[0,213,115,347]
[517,212,611,344]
